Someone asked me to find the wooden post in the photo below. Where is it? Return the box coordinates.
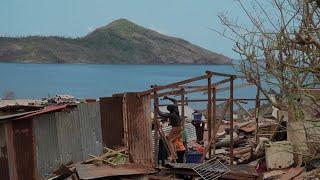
[207,73,213,158]
[153,86,159,167]
[181,88,185,128]
[152,86,176,163]
[255,87,260,142]
[212,86,216,157]
[230,76,234,165]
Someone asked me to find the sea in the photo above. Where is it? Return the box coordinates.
[0,63,259,109]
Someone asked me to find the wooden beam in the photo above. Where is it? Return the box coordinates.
[201,99,231,161]
[207,76,213,158]
[176,98,269,103]
[151,89,182,98]
[212,87,216,157]
[153,87,160,167]
[139,73,212,97]
[181,88,185,128]
[215,78,231,86]
[235,101,253,118]
[230,76,234,165]
[152,86,176,163]
[205,70,237,78]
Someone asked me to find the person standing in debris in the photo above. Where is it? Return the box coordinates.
[191,110,205,144]
[157,96,186,162]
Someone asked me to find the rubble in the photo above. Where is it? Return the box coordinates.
[1,71,318,179]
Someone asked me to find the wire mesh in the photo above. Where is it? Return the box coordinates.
[193,158,230,180]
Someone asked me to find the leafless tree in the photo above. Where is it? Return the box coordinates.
[219,0,320,162]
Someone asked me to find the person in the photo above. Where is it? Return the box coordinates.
[192,110,205,144]
[157,96,186,162]
[158,139,168,166]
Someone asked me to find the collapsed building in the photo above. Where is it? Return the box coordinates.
[0,71,319,180]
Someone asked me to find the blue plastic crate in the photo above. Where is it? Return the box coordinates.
[186,151,203,163]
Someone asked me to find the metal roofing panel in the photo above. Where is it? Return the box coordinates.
[0,111,38,120]
[15,105,68,120]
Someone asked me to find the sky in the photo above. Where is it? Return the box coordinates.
[0,0,252,59]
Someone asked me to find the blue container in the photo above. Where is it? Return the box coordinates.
[186,151,203,163]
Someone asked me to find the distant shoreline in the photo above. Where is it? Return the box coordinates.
[0,61,234,66]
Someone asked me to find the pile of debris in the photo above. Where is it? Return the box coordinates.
[48,147,129,179]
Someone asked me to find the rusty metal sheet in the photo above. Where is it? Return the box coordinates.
[0,111,38,121]
[15,105,68,120]
[12,119,37,179]
[0,123,9,180]
[33,103,103,178]
[75,164,152,179]
[33,113,60,178]
[100,97,124,148]
[77,103,103,159]
[125,93,153,166]
[55,110,83,163]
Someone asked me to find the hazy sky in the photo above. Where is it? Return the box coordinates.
[0,0,251,59]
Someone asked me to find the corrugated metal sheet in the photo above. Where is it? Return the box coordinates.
[126,93,153,166]
[16,105,68,120]
[77,103,102,159]
[55,109,83,163]
[34,113,61,177]
[12,119,36,179]
[0,123,9,180]
[100,97,124,148]
[33,103,103,178]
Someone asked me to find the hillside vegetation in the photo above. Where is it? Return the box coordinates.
[0,19,230,64]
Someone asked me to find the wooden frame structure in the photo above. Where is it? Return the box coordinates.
[140,71,266,165]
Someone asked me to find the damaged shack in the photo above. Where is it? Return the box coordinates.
[0,71,319,179]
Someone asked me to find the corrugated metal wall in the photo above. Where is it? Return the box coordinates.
[33,103,103,177]
[77,103,102,159]
[100,97,125,148]
[12,119,36,180]
[33,113,60,177]
[55,109,83,163]
[0,123,9,180]
[126,93,153,166]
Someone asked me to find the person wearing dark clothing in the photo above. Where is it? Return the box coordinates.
[192,110,205,144]
[158,104,181,127]
[158,139,168,166]
[157,96,185,162]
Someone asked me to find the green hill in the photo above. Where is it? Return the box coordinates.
[0,19,231,64]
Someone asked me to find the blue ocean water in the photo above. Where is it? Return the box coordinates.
[0,63,258,108]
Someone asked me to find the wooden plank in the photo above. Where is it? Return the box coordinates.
[151,89,182,99]
[139,74,212,96]
[212,87,216,157]
[181,88,185,128]
[205,70,239,78]
[202,99,231,161]
[207,76,213,158]
[152,89,175,162]
[177,98,269,103]
[230,77,234,165]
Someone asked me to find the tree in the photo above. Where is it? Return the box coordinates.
[219,0,320,163]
